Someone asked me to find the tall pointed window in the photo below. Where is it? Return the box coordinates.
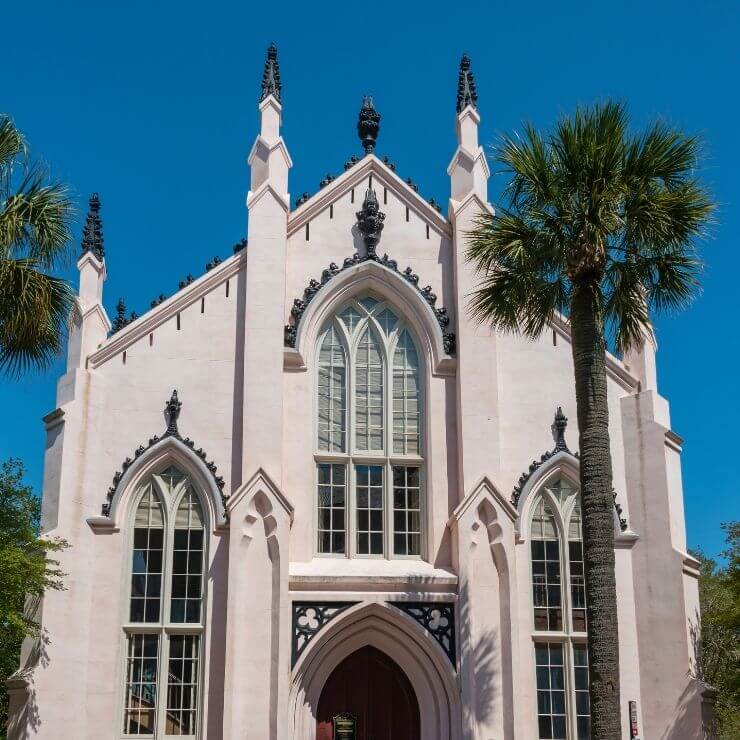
[529,475,591,740]
[315,295,424,558]
[123,466,206,739]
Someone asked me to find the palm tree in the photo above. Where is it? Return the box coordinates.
[0,114,75,375]
[466,102,713,739]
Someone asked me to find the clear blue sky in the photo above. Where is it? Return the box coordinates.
[2,0,737,558]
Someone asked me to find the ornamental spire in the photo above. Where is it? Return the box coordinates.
[357,96,380,154]
[456,53,478,113]
[552,406,570,452]
[356,187,385,258]
[80,193,104,260]
[260,42,282,103]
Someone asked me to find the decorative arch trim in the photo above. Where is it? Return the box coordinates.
[512,408,628,535]
[284,256,456,376]
[289,601,461,740]
[95,391,227,528]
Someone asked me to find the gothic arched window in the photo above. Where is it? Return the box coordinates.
[122,466,206,738]
[529,475,591,740]
[316,296,423,558]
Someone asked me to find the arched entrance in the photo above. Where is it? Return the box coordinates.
[316,646,420,740]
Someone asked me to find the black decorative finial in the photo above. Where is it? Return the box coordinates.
[356,188,385,258]
[165,390,182,436]
[80,193,105,260]
[260,42,282,102]
[357,96,380,154]
[456,54,478,113]
[552,407,569,452]
[111,298,127,332]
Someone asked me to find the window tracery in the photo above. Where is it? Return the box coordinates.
[529,474,591,740]
[122,465,206,738]
[315,295,424,558]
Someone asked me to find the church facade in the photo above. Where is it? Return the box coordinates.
[7,46,709,740]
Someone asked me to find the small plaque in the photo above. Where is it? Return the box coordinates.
[333,712,356,739]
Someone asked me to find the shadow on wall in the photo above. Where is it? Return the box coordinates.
[458,579,499,730]
[7,617,50,737]
[685,609,719,740]
[206,535,229,739]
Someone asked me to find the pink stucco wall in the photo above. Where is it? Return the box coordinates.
[6,83,706,740]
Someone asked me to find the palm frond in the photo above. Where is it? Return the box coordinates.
[0,169,74,266]
[0,258,76,374]
[0,115,25,180]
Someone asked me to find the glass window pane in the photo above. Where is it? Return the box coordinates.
[569,498,587,631]
[317,326,346,452]
[170,490,205,624]
[355,329,384,452]
[316,463,347,554]
[534,642,568,740]
[356,465,384,555]
[165,635,200,736]
[392,331,421,455]
[130,486,164,623]
[530,497,562,631]
[573,644,591,739]
[123,633,159,735]
[392,466,421,556]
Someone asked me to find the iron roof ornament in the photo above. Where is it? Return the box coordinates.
[80,193,105,260]
[356,187,385,258]
[260,42,282,103]
[101,390,227,518]
[357,95,380,154]
[552,406,570,452]
[165,390,182,436]
[456,53,478,113]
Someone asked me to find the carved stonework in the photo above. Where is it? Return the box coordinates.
[511,407,628,531]
[456,53,478,113]
[389,602,456,666]
[283,251,455,355]
[355,188,385,257]
[260,42,282,102]
[101,390,227,518]
[357,96,380,154]
[291,602,357,667]
[80,193,105,260]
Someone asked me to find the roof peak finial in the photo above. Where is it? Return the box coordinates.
[456,53,478,113]
[357,96,381,154]
[260,42,282,103]
[80,192,104,261]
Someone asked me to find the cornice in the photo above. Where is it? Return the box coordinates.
[449,475,518,526]
[80,302,112,332]
[247,181,291,213]
[448,191,494,221]
[227,467,294,522]
[247,134,293,170]
[665,429,684,452]
[446,144,490,180]
[88,250,246,368]
[287,155,451,238]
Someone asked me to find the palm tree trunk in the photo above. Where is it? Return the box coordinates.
[569,282,622,740]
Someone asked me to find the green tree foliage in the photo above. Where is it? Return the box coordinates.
[0,115,76,375]
[695,523,740,739]
[467,102,714,739]
[0,459,67,738]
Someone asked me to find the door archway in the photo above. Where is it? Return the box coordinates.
[316,646,420,740]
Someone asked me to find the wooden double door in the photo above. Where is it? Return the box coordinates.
[316,646,420,740]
